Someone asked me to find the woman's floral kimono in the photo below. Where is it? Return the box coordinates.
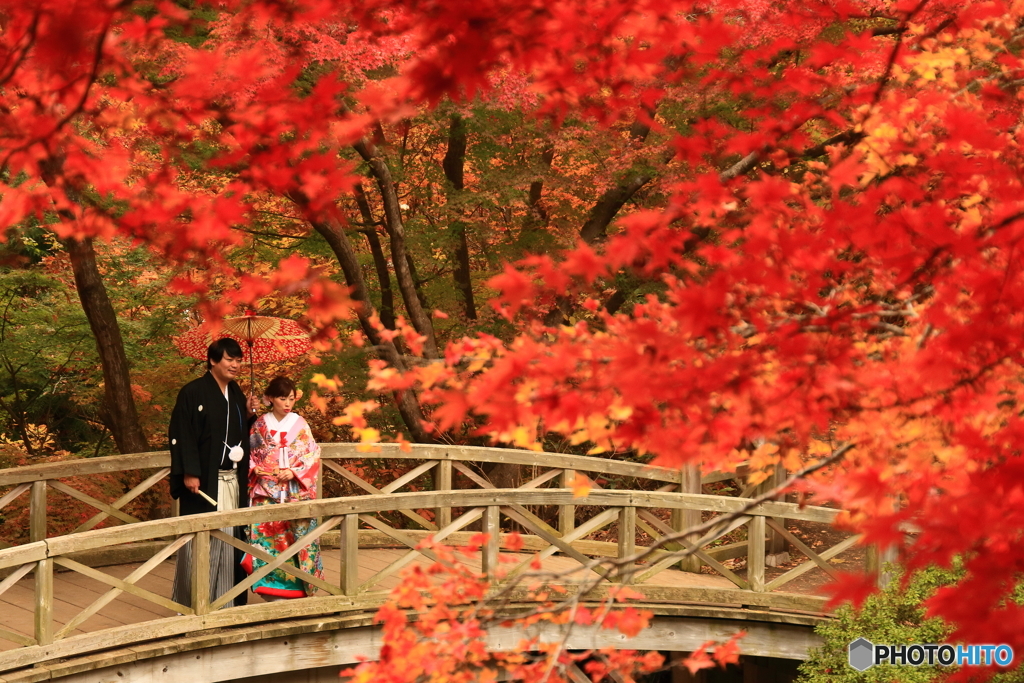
[243,412,323,598]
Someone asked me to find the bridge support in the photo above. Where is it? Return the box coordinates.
[24,611,822,683]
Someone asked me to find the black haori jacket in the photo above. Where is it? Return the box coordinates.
[168,372,251,516]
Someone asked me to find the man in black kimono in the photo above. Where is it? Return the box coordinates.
[169,338,258,609]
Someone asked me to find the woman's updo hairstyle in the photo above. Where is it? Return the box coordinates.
[264,376,297,399]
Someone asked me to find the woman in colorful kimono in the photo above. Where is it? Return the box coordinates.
[243,376,323,599]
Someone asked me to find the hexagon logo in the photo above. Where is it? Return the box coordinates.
[849,638,875,671]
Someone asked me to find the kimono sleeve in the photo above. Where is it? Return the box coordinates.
[289,417,321,492]
[169,384,203,478]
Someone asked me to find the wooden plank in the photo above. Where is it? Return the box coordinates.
[502,506,613,580]
[323,460,437,531]
[53,557,192,617]
[0,565,34,600]
[25,489,839,561]
[765,535,862,592]
[34,559,53,645]
[748,516,766,592]
[519,468,564,490]
[29,482,46,543]
[356,508,483,592]
[451,462,564,538]
[208,530,341,597]
[379,461,437,495]
[73,468,170,534]
[435,460,452,528]
[48,481,141,527]
[0,625,33,648]
[212,518,342,610]
[0,452,170,487]
[55,567,174,621]
[481,506,500,579]
[191,530,210,615]
[559,469,578,541]
[673,465,702,573]
[634,513,748,589]
[54,537,192,640]
[617,507,636,584]
[321,443,694,485]
[340,514,358,595]
[765,518,841,580]
[0,597,36,649]
[0,593,390,673]
[0,484,29,513]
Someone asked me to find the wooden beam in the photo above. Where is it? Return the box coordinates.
[764,518,841,580]
[323,460,437,531]
[748,516,766,592]
[356,508,483,592]
[0,483,30,512]
[340,514,359,595]
[34,558,53,646]
[379,460,437,495]
[191,530,210,615]
[617,506,636,584]
[55,535,194,639]
[73,468,170,533]
[48,481,141,526]
[765,535,861,592]
[435,459,452,528]
[482,506,500,580]
[29,481,46,543]
[211,518,342,610]
[208,529,341,597]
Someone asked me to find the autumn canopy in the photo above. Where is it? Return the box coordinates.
[1,0,1024,673]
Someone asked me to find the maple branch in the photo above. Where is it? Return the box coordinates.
[0,10,39,89]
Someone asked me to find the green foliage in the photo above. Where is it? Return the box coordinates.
[798,565,1024,683]
[0,236,194,457]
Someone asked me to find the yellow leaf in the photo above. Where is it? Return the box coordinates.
[746,470,770,487]
[572,474,592,499]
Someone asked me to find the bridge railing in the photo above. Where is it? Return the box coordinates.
[0,485,850,674]
[0,444,750,545]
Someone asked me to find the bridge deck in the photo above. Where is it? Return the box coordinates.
[0,549,739,652]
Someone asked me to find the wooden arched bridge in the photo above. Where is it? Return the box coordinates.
[0,445,862,682]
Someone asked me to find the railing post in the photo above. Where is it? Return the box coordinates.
[482,506,500,580]
[865,495,900,588]
[340,514,359,595]
[617,506,636,584]
[765,465,788,561]
[748,515,766,592]
[436,459,452,528]
[559,470,576,537]
[30,480,47,542]
[35,558,53,645]
[191,530,210,615]
[672,465,701,573]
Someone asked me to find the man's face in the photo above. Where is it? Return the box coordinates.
[210,353,243,384]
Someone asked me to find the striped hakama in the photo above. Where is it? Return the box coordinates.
[172,470,243,609]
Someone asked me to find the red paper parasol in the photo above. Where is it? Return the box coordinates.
[174,314,312,388]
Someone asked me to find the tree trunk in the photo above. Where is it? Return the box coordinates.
[63,237,150,454]
[545,118,658,326]
[353,138,440,359]
[442,115,477,320]
[293,195,433,443]
[353,182,396,330]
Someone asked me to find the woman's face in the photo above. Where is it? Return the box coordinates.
[268,391,296,417]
